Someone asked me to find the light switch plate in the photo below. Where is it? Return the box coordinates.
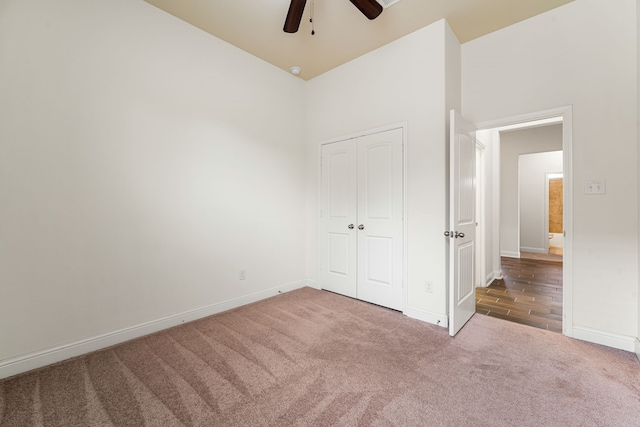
[584,180,606,195]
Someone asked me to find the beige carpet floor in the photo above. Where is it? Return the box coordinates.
[1,287,639,426]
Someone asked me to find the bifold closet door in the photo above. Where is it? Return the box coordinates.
[319,128,403,311]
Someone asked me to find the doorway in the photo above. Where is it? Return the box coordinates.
[519,150,563,263]
[546,172,563,257]
[473,107,572,336]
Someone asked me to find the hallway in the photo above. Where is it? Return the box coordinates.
[476,257,562,333]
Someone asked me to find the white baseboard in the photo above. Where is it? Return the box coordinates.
[485,271,496,286]
[0,279,311,380]
[477,272,496,288]
[500,251,520,258]
[403,307,448,328]
[571,325,637,353]
[520,246,546,254]
[306,279,319,290]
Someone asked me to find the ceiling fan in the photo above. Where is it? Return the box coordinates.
[283,0,383,33]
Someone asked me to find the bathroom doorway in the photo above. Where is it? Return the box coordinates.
[547,172,563,257]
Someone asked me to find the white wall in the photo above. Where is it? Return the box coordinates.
[637,0,640,360]
[305,20,460,324]
[0,0,307,370]
[519,151,563,253]
[463,0,638,340]
[500,125,563,257]
[477,129,498,281]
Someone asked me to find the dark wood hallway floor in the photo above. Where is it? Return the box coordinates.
[475,257,563,333]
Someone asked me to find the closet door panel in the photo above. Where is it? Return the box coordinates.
[356,128,403,311]
[319,140,357,298]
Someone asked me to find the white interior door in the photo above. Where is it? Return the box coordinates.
[319,128,403,311]
[449,110,477,336]
[319,140,357,298]
[356,129,403,311]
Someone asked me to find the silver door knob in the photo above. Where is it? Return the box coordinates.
[358,224,364,230]
[455,231,465,238]
[348,224,354,229]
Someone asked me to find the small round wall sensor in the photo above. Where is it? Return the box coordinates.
[290,66,301,76]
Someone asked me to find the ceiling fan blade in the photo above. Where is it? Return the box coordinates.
[283,0,307,33]
[349,0,383,20]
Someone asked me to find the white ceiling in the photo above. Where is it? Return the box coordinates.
[144,0,574,80]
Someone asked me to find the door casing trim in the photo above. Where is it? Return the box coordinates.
[475,105,573,337]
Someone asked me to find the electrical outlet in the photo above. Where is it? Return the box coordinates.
[239,269,246,280]
[425,280,433,293]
